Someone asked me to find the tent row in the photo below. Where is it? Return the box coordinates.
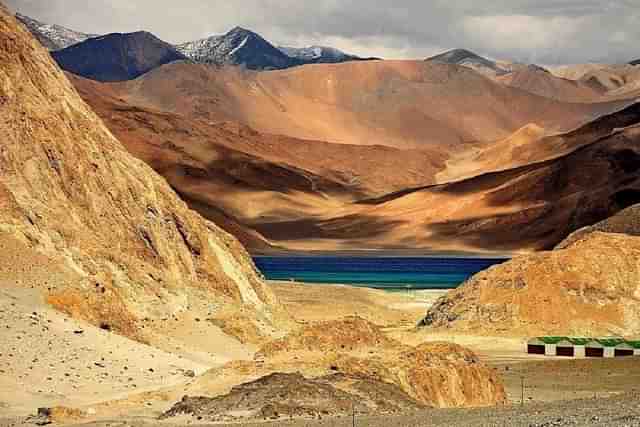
[527,337,640,358]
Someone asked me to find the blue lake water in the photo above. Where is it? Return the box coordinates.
[253,256,508,290]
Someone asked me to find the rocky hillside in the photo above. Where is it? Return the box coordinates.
[0,5,280,341]
[15,12,97,50]
[52,31,188,81]
[176,27,298,70]
[420,231,640,336]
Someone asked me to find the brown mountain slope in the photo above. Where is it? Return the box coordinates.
[551,63,640,100]
[107,60,624,150]
[420,231,640,337]
[68,74,447,250]
[1,5,282,341]
[440,101,640,182]
[496,66,604,103]
[254,109,640,253]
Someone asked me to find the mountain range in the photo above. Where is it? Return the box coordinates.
[11,10,640,254]
[17,13,372,72]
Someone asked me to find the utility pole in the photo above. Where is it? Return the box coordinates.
[521,376,525,406]
[352,402,356,427]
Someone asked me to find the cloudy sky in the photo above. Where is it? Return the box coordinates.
[7,0,639,64]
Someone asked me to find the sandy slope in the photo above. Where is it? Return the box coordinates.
[110,60,621,150]
[255,108,640,253]
[497,66,604,103]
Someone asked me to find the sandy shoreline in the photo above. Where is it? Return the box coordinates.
[253,250,514,258]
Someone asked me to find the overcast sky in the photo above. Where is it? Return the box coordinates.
[6,0,639,64]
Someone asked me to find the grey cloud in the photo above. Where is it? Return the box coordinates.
[5,0,639,64]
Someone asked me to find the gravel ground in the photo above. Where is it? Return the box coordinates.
[2,392,639,427]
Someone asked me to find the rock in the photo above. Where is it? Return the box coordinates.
[162,372,423,422]
[421,232,640,336]
[333,342,507,408]
[258,319,507,408]
[34,407,85,424]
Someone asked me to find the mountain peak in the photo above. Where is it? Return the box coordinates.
[427,48,509,77]
[228,26,254,35]
[52,31,187,81]
[15,12,97,50]
[428,48,490,64]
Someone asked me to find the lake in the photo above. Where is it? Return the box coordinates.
[253,256,508,290]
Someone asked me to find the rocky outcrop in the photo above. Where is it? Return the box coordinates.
[52,31,187,81]
[163,372,423,422]
[334,342,507,408]
[256,318,507,409]
[0,5,279,341]
[421,232,640,337]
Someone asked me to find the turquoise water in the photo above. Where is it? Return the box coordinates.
[253,256,507,290]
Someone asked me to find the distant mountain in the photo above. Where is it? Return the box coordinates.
[15,12,97,50]
[177,27,298,70]
[497,64,604,102]
[52,31,188,82]
[630,59,640,66]
[426,49,509,77]
[279,45,377,64]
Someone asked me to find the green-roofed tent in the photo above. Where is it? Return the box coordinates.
[596,338,627,347]
[613,342,634,357]
[555,339,576,357]
[627,341,640,355]
[585,340,605,358]
[538,336,568,345]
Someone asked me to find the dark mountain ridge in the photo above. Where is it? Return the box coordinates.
[52,31,188,82]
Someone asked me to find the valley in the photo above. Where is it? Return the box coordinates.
[2,3,640,426]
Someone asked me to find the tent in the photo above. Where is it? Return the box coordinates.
[614,342,635,357]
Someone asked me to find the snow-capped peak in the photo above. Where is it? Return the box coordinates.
[15,13,98,51]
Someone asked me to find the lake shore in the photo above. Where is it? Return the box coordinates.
[253,249,514,258]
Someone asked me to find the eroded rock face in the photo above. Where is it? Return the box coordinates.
[421,232,640,337]
[333,342,507,408]
[1,5,279,340]
[255,318,507,409]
